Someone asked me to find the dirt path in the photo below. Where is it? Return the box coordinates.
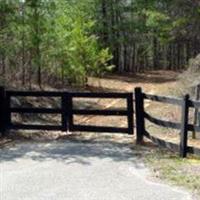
[74,71,179,128]
[88,71,179,94]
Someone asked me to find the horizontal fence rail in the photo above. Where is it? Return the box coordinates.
[6,91,64,97]
[144,112,181,130]
[0,87,134,136]
[143,93,182,105]
[72,109,128,116]
[70,125,129,134]
[188,124,200,132]
[70,92,130,98]
[188,100,200,109]
[144,131,180,152]
[10,108,62,114]
[10,124,62,131]
[135,87,200,158]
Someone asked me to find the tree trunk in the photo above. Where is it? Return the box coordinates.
[153,36,158,69]
[101,0,108,45]
[177,42,181,70]
[21,4,26,86]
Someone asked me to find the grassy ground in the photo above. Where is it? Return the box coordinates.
[142,145,200,199]
[1,70,200,198]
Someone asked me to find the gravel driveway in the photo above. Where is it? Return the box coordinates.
[0,137,192,200]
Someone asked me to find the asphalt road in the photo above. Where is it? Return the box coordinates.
[0,139,192,200]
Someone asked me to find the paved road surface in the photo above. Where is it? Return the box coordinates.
[0,140,192,200]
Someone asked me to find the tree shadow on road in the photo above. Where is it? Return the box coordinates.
[0,133,152,169]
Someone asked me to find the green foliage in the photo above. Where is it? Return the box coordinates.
[0,0,112,87]
[0,0,200,86]
[51,0,113,85]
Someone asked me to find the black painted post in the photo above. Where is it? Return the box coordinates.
[127,93,134,135]
[135,87,145,144]
[5,93,11,130]
[180,94,190,158]
[67,93,73,131]
[61,93,68,131]
[0,86,6,136]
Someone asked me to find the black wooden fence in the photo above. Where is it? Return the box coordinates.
[1,85,200,158]
[135,87,200,158]
[0,87,134,136]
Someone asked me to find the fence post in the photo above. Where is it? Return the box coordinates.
[180,94,190,158]
[61,93,68,132]
[127,93,134,135]
[67,93,73,131]
[0,86,6,137]
[135,87,145,144]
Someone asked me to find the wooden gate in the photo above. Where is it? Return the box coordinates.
[0,87,134,135]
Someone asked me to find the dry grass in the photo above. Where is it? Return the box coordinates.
[142,145,200,198]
